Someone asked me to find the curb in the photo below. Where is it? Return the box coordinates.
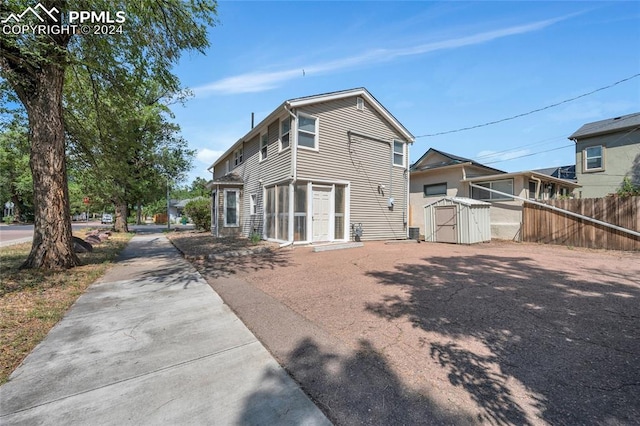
[169,239,274,261]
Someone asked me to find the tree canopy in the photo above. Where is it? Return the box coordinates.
[0,0,217,268]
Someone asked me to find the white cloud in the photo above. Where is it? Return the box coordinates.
[196,148,225,165]
[193,15,572,96]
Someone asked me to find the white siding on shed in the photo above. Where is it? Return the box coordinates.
[423,197,491,244]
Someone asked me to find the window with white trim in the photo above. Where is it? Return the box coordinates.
[225,160,230,175]
[297,113,318,150]
[260,133,268,161]
[250,193,257,215]
[224,189,239,226]
[356,97,364,111]
[393,141,404,166]
[584,146,603,171]
[471,179,514,201]
[233,147,243,166]
[280,118,290,151]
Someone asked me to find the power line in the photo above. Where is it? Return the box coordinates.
[482,144,574,165]
[415,73,640,138]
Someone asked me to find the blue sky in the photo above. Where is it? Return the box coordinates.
[170,1,640,185]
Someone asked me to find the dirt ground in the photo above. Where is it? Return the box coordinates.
[187,240,639,425]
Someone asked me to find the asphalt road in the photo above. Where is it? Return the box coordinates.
[0,222,191,247]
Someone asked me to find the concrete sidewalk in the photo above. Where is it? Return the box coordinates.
[0,234,331,425]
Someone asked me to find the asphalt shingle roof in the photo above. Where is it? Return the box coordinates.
[569,112,640,140]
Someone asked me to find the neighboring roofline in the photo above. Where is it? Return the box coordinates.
[210,88,414,169]
[410,147,505,174]
[568,112,640,140]
[462,171,581,188]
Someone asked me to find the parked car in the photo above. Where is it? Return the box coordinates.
[101,213,113,224]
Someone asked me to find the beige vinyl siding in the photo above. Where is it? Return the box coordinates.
[296,97,409,240]
[212,118,293,238]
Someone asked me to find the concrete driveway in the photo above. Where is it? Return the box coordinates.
[196,240,640,425]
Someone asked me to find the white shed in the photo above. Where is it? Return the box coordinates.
[423,197,491,244]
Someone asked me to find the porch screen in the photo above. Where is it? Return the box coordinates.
[294,184,307,241]
[265,186,276,239]
[277,185,289,240]
[335,185,345,239]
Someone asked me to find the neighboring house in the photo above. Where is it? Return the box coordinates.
[462,170,580,240]
[169,197,208,223]
[533,165,576,181]
[207,88,415,243]
[409,148,580,240]
[408,148,504,238]
[569,112,640,198]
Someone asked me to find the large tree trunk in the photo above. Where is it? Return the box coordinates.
[114,200,129,233]
[20,64,80,269]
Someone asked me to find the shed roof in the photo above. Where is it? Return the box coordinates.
[423,196,491,208]
[568,112,640,140]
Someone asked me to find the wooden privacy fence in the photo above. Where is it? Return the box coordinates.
[522,196,640,251]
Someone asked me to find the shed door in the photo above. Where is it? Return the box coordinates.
[312,186,331,241]
[435,206,457,243]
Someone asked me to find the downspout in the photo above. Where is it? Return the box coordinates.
[284,104,297,182]
[531,176,542,200]
[284,104,297,243]
[468,182,640,238]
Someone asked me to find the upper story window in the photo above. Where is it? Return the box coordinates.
[297,113,318,150]
[584,145,603,171]
[424,183,447,197]
[260,133,268,161]
[225,160,230,175]
[471,179,514,201]
[234,147,243,166]
[393,141,404,166]
[280,118,290,151]
[356,97,364,111]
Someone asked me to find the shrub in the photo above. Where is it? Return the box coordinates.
[184,198,211,231]
[617,177,640,198]
[2,215,14,224]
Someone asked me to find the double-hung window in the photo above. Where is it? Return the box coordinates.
[280,118,290,151]
[224,189,239,226]
[393,141,404,166]
[297,113,318,150]
[584,146,603,171]
[260,133,268,161]
[234,147,243,166]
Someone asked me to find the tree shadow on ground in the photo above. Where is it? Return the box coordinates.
[240,337,476,425]
[192,249,293,279]
[365,254,640,424]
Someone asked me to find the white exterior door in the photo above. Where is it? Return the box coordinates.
[312,186,331,241]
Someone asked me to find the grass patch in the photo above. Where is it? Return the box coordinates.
[0,232,133,384]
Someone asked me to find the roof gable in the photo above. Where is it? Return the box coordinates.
[411,148,505,174]
[569,112,640,140]
[211,88,414,169]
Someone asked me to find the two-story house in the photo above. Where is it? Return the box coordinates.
[569,112,640,198]
[207,88,414,243]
